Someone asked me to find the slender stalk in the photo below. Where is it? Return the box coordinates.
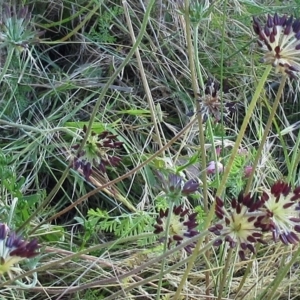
[183,1,207,214]
[234,256,253,297]
[193,23,213,295]
[193,25,205,90]
[288,125,300,184]
[216,65,272,198]
[245,74,287,193]
[262,98,291,177]
[123,0,164,154]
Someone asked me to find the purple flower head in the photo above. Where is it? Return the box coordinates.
[253,14,300,77]
[0,223,39,276]
[209,193,265,260]
[258,181,300,244]
[72,125,123,179]
[207,161,224,175]
[156,172,199,199]
[154,205,199,253]
[198,78,235,123]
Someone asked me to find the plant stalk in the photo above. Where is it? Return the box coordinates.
[245,74,287,193]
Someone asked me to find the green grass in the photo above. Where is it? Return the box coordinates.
[1,0,300,299]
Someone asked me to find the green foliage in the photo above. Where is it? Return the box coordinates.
[88,6,124,44]
[87,208,153,237]
[75,209,156,247]
[0,53,34,120]
[0,150,45,226]
[194,205,206,229]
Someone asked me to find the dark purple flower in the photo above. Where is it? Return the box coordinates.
[154,205,199,253]
[156,172,199,197]
[209,193,265,260]
[258,181,300,244]
[198,78,235,123]
[0,223,39,276]
[72,125,123,179]
[253,14,300,77]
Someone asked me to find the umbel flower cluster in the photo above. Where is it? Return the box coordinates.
[154,180,300,259]
[154,205,199,253]
[0,223,39,276]
[72,125,123,179]
[210,181,300,260]
[153,172,200,252]
[253,13,300,77]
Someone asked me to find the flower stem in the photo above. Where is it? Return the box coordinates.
[185,6,210,298]
[245,74,287,193]
[287,123,300,184]
[216,65,272,197]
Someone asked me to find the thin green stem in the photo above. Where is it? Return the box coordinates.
[288,126,300,184]
[184,1,207,214]
[207,119,221,184]
[262,98,291,177]
[216,65,272,198]
[193,25,205,90]
[245,74,287,193]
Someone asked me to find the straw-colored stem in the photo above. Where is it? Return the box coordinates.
[123,0,165,154]
[184,4,210,298]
